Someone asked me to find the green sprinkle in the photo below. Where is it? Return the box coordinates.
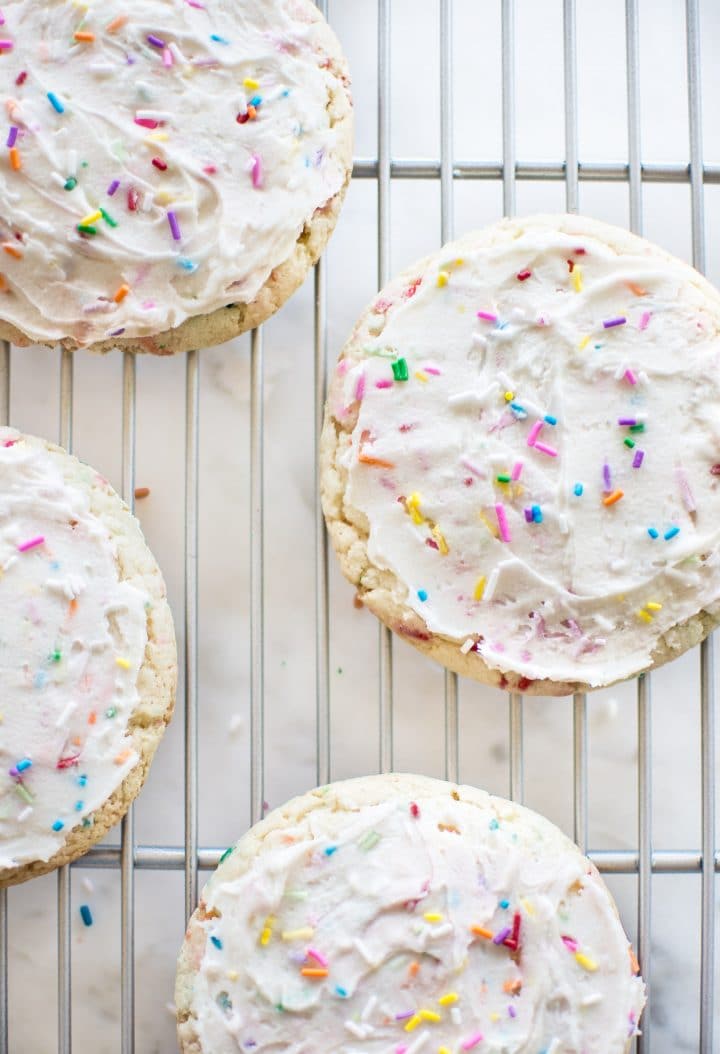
[624,437,635,448]
[219,846,233,863]
[105,707,117,718]
[391,358,409,381]
[77,224,97,235]
[51,649,62,662]
[358,830,381,851]
[100,208,118,228]
[496,473,511,483]
[64,177,77,191]
[629,423,645,433]
[15,783,34,804]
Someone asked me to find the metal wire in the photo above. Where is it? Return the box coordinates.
[0,340,7,1054]
[250,329,265,826]
[185,350,200,918]
[352,157,720,183]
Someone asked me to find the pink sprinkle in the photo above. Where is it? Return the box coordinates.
[0,11,4,26]
[495,503,511,543]
[461,1033,484,1051]
[511,460,523,481]
[354,373,366,401]
[376,379,393,389]
[533,441,558,457]
[307,948,328,967]
[460,457,486,480]
[18,535,45,552]
[423,365,441,376]
[134,117,159,129]
[162,47,173,67]
[186,0,206,6]
[0,40,13,51]
[477,310,498,323]
[526,420,543,447]
[410,802,420,817]
[624,368,638,385]
[203,165,217,174]
[562,935,578,952]
[676,466,696,512]
[638,310,651,331]
[250,154,263,188]
[396,1047,408,1054]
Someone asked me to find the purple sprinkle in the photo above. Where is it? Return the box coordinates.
[107,179,120,196]
[603,316,627,329]
[618,417,637,426]
[508,1005,517,1018]
[167,210,181,241]
[147,34,165,48]
[603,462,612,492]
[395,1010,415,1021]
[109,327,125,337]
[6,125,17,148]
[524,507,534,523]
[493,926,512,945]
[632,449,644,469]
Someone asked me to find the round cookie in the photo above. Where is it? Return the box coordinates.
[0,0,353,354]
[176,773,645,1054]
[0,427,176,885]
[321,213,720,694]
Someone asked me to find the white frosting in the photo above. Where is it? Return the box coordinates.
[335,222,720,687]
[186,777,645,1053]
[0,428,148,869]
[0,0,347,345]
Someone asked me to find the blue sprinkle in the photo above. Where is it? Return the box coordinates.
[249,95,263,108]
[324,845,338,856]
[573,482,583,497]
[50,560,61,570]
[335,986,348,998]
[417,589,428,602]
[664,526,680,541]
[79,904,93,927]
[15,758,32,773]
[77,774,88,787]
[177,257,199,273]
[544,414,557,425]
[532,504,543,524]
[210,34,230,44]
[509,402,527,416]
[489,818,499,831]
[281,89,290,97]
[34,671,47,689]
[499,898,510,909]
[47,92,65,114]
[52,819,64,832]
[647,527,659,539]
[75,800,84,811]
[210,935,223,949]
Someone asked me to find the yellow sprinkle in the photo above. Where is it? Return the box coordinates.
[646,601,662,611]
[437,270,449,287]
[454,257,464,266]
[155,190,175,205]
[226,970,238,981]
[424,912,444,923]
[473,576,486,601]
[259,915,276,946]
[520,897,535,916]
[431,526,449,555]
[490,1012,500,1023]
[572,265,583,293]
[479,511,499,538]
[404,1014,422,1033]
[504,391,514,402]
[578,334,590,350]
[281,927,314,941]
[407,492,425,525]
[243,77,259,90]
[115,657,131,669]
[438,992,458,1006]
[144,131,169,143]
[419,1009,442,1023]
[637,609,653,623]
[415,370,429,382]
[80,210,102,226]
[575,952,598,972]
[438,1048,451,1054]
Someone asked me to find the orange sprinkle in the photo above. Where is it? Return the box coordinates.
[246,104,257,120]
[69,598,78,616]
[74,31,96,42]
[300,968,328,978]
[106,14,128,32]
[134,486,150,500]
[470,926,494,940]
[2,242,22,259]
[602,489,624,507]
[629,946,641,975]
[626,281,647,297]
[359,453,396,469]
[88,711,97,725]
[0,274,6,291]
[71,736,82,747]
[114,283,130,303]
[114,749,132,765]
[408,961,420,978]
[9,146,20,171]
[503,979,522,995]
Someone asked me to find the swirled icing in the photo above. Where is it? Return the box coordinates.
[0,428,148,869]
[183,775,645,1054]
[332,217,720,687]
[0,0,348,345]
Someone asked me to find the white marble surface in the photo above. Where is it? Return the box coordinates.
[4,0,720,1051]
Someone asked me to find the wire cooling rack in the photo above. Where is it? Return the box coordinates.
[0,1,718,1052]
